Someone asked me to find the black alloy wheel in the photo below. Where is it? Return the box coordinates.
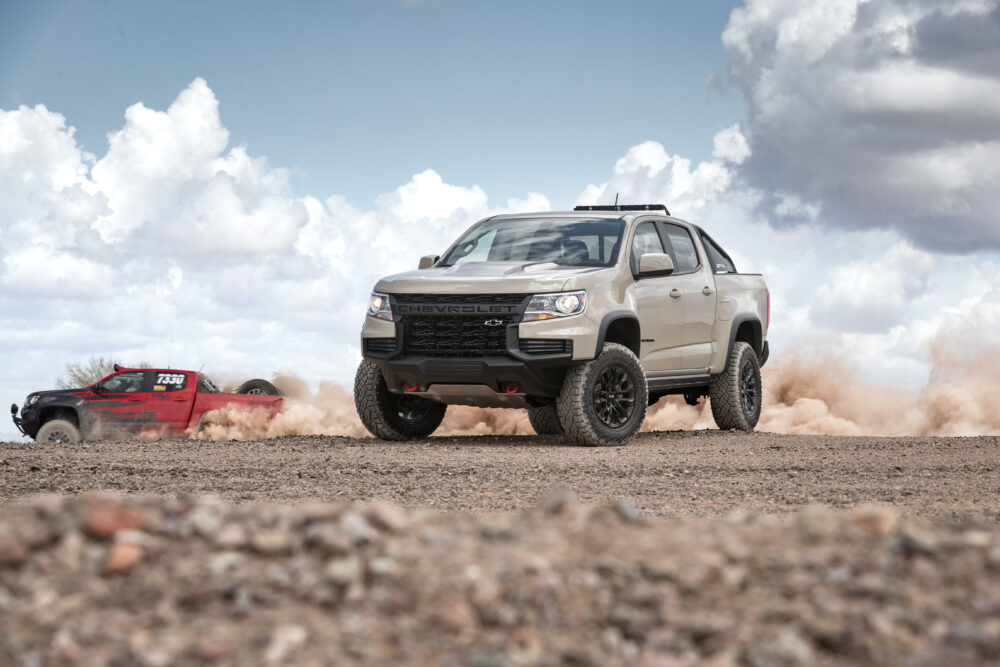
[395,394,433,422]
[739,357,758,416]
[44,428,73,443]
[592,365,636,428]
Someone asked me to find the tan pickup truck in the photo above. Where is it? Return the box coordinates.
[355,204,770,446]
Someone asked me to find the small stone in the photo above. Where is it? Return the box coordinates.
[0,530,28,566]
[614,499,642,525]
[105,540,143,575]
[365,501,409,533]
[900,524,939,555]
[325,555,364,585]
[251,529,294,555]
[537,487,577,514]
[188,506,223,538]
[434,594,478,634]
[83,495,150,539]
[797,504,837,541]
[848,505,900,537]
[988,544,1000,567]
[213,523,248,549]
[305,522,352,555]
[339,511,378,544]
[745,627,816,667]
[209,551,244,576]
[52,627,82,663]
[265,624,307,664]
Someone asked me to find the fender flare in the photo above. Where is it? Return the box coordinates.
[37,402,84,436]
[725,315,764,365]
[594,311,641,358]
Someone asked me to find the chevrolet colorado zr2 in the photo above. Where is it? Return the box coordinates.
[11,366,283,443]
[354,204,769,446]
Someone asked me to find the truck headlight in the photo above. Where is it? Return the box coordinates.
[523,290,586,321]
[26,395,40,406]
[367,292,393,321]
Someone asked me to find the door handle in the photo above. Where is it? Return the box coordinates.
[670,289,682,299]
[702,286,714,295]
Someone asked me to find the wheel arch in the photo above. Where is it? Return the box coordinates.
[38,405,81,429]
[595,312,641,358]
[726,315,763,365]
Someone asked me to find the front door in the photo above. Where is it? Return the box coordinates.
[87,371,154,436]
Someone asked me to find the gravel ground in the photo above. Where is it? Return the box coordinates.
[1,493,1000,666]
[2,431,999,666]
[1,431,999,521]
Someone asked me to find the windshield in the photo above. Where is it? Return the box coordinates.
[440,217,624,268]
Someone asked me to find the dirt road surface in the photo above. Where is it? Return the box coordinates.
[2,431,998,521]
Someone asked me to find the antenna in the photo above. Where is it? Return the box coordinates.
[614,192,619,206]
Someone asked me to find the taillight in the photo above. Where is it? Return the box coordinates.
[766,289,771,329]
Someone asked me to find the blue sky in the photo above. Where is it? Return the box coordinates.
[1,0,744,207]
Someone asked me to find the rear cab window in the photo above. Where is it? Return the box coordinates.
[699,232,737,273]
[152,372,188,392]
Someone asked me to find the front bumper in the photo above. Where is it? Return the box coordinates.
[11,404,36,437]
[362,322,578,405]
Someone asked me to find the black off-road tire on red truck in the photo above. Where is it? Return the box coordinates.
[354,360,447,440]
[235,379,283,396]
[556,343,648,447]
[526,406,564,435]
[709,341,762,431]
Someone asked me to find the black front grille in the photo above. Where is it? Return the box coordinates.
[395,293,528,306]
[364,338,397,355]
[404,316,511,356]
[519,339,573,355]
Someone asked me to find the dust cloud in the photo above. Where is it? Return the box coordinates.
[192,374,534,440]
[193,340,1000,441]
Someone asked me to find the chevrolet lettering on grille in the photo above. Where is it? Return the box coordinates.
[396,304,519,315]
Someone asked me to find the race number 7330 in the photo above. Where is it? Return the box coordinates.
[156,373,186,386]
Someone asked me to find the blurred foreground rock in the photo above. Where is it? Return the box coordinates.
[1,494,999,666]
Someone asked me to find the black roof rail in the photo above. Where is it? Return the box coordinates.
[574,203,670,215]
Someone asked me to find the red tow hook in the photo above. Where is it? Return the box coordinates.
[505,384,519,395]
[405,383,419,392]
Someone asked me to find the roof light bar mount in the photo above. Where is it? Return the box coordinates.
[574,203,670,215]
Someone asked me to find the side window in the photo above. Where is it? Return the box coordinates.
[101,372,146,393]
[661,224,699,273]
[630,222,666,273]
[153,372,188,392]
[700,233,737,273]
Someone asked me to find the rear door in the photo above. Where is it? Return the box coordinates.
[147,371,194,433]
[658,222,717,370]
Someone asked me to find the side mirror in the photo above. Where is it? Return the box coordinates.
[418,255,440,270]
[637,253,674,277]
[93,383,104,394]
[10,403,17,416]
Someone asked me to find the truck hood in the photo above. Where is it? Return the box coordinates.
[374,262,610,294]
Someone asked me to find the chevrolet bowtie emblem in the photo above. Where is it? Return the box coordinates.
[484,319,504,326]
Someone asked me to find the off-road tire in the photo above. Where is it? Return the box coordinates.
[527,406,564,435]
[35,419,82,444]
[354,360,446,440]
[556,343,647,447]
[709,341,761,431]
[235,379,283,396]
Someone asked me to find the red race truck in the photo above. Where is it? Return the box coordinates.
[11,366,283,443]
